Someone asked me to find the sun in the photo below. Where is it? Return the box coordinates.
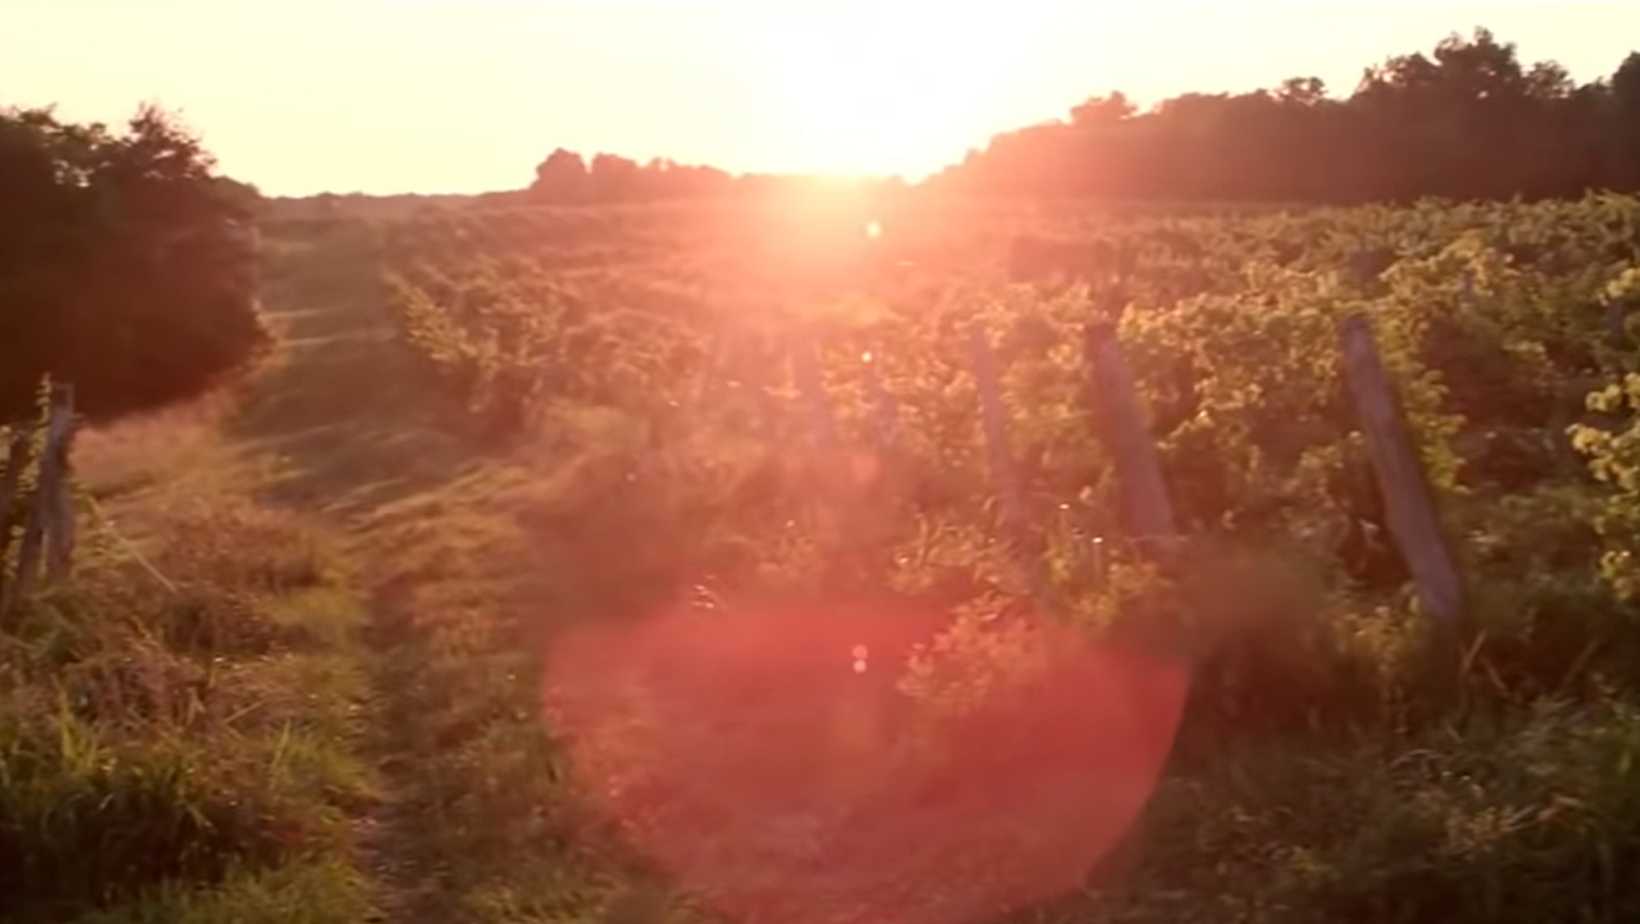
[766,6,1032,178]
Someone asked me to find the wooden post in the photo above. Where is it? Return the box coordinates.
[968,326,1029,535]
[969,325,1054,604]
[1338,315,1466,637]
[1084,323,1176,544]
[45,385,76,581]
[790,335,837,450]
[9,384,75,610]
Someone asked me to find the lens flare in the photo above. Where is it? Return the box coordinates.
[544,605,1189,924]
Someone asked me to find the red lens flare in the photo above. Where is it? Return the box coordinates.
[545,606,1189,924]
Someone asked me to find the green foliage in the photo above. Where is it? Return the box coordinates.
[358,191,1640,921]
[383,251,707,441]
[1572,372,1640,601]
[378,191,1640,642]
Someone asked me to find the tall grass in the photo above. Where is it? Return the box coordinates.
[0,499,377,922]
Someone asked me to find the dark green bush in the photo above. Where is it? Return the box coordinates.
[0,106,267,423]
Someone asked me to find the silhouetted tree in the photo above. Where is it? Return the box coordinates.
[1613,53,1640,188]
[0,105,265,422]
[529,147,589,202]
[1070,92,1136,126]
[589,152,641,201]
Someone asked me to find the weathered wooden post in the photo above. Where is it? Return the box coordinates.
[968,326,1029,535]
[969,324,1054,604]
[9,384,75,609]
[1076,323,1180,878]
[1338,315,1466,638]
[45,384,77,581]
[1084,323,1176,546]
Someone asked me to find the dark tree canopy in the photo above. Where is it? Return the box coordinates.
[0,105,266,422]
[531,147,590,202]
[928,29,1640,203]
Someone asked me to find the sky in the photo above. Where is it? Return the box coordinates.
[4,1,1638,196]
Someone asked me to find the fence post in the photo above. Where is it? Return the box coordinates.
[691,332,726,413]
[45,384,77,581]
[1084,323,1176,546]
[9,384,75,610]
[968,325,1055,605]
[1338,315,1466,639]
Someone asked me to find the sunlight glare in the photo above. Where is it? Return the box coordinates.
[768,5,1039,177]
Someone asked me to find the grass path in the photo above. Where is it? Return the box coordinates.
[232,223,642,922]
[237,225,495,922]
[241,227,457,921]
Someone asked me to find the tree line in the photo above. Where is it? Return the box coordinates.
[525,29,1640,206]
[930,29,1640,202]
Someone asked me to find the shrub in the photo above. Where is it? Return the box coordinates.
[0,106,267,423]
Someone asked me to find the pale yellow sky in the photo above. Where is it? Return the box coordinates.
[4,1,1636,195]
